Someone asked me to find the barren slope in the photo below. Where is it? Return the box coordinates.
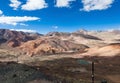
[82,43,120,57]
[20,37,88,56]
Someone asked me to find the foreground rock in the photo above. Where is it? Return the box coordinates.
[0,62,52,83]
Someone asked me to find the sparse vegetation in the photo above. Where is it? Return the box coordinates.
[23,56,120,83]
[0,55,120,83]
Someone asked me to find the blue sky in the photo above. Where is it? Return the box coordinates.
[0,0,120,34]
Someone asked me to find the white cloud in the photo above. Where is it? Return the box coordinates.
[55,0,75,7]
[10,29,37,33]
[0,10,3,15]
[52,26,58,29]
[81,0,114,11]
[21,0,47,11]
[9,0,22,10]
[0,16,40,25]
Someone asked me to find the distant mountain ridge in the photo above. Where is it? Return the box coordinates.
[0,29,120,56]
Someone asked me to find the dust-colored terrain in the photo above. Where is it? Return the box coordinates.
[0,29,120,83]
